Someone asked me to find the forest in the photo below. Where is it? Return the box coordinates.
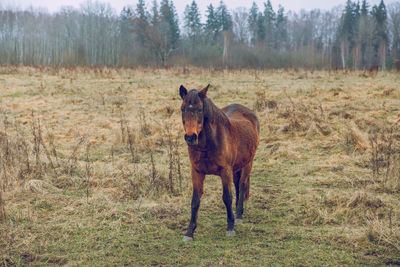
[0,0,399,69]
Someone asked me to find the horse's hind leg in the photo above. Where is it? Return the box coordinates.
[233,170,241,209]
[221,168,235,237]
[235,162,253,224]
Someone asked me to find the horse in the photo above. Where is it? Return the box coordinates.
[395,59,400,72]
[368,65,379,77]
[179,84,260,241]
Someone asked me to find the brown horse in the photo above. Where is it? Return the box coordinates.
[369,65,379,74]
[179,84,260,241]
[395,59,400,72]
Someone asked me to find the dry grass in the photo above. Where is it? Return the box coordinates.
[0,66,399,265]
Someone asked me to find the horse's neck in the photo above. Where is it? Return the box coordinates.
[202,98,229,149]
[204,98,229,126]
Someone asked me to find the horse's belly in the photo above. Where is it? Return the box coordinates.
[193,158,221,175]
[233,157,251,173]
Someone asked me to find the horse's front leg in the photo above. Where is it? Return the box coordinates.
[221,167,235,236]
[183,168,205,241]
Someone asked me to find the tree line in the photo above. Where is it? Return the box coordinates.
[0,0,399,69]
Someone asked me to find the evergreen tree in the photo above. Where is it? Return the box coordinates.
[338,0,361,68]
[184,0,201,43]
[372,0,388,40]
[139,0,180,66]
[134,0,149,46]
[151,0,160,27]
[160,0,180,48]
[248,2,259,44]
[352,1,362,68]
[372,0,388,68]
[216,1,232,66]
[217,1,232,31]
[120,6,134,32]
[340,0,356,43]
[263,0,276,47]
[361,0,369,16]
[257,12,266,42]
[275,5,287,50]
[359,0,372,68]
[205,4,219,43]
[121,6,134,21]
[136,0,148,22]
[120,6,135,64]
[355,1,361,19]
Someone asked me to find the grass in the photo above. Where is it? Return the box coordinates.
[0,66,399,266]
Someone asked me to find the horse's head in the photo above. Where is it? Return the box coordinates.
[179,84,209,146]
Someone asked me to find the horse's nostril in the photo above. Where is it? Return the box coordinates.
[184,134,197,144]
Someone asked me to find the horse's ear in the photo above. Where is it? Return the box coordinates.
[199,84,210,99]
[179,85,187,99]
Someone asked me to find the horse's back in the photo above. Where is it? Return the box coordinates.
[222,104,260,134]
[222,103,259,172]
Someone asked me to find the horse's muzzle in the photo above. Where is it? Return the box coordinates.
[184,134,198,146]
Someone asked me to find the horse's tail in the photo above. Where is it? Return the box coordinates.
[235,170,251,201]
[244,178,250,201]
[255,115,260,135]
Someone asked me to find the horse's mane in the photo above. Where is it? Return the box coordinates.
[203,97,230,128]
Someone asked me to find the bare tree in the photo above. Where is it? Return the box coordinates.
[232,7,249,44]
[389,3,400,60]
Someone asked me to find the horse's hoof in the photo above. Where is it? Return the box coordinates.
[226,230,236,237]
[182,236,194,242]
[235,218,243,225]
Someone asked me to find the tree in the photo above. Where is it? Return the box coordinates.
[263,0,276,48]
[120,6,134,31]
[388,3,400,61]
[232,7,249,44]
[248,3,259,44]
[137,0,148,22]
[184,0,201,45]
[129,0,180,66]
[318,9,341,68]
[160,0,180,48]
[361,0,369,16]
[216,1,232,66]
[338,0,360,68]
[352,1,362,69]
[257,12,266,43]
[151,0,160,27]
[372,0,388,69]
[217,1,232,32]
[154,0,180,65]
[205,4,219,43]
[134,0,149,46]
[120,6,135,66]
[358,0,374,68]
[275,5,287,50]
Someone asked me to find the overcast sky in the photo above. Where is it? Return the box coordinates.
[3,0,398,19]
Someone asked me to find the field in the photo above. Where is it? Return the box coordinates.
[0,66,399,266]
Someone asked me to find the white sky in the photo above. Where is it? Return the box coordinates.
[2,0,398,19]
